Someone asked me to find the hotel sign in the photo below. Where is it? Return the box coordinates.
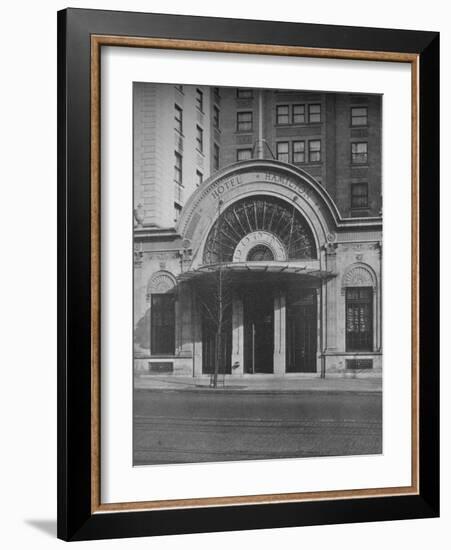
[209,171,312,202]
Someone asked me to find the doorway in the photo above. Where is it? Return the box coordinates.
[244,290,274,373]
[286,289,317,372]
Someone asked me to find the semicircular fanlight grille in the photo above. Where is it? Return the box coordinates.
[203,195,317,264]
[246,244,275,262]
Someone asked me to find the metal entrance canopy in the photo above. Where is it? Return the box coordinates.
[177,261,336,284]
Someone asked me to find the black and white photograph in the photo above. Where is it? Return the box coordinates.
[133,84,383,465]
[0,0,444,546]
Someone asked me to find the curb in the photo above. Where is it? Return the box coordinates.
[134,386,382,395]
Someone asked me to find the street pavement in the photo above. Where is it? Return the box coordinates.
[134,373,382,393]
[133,377,382,465]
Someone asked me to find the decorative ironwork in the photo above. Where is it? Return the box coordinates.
[346,359,373,370]
[203,195,316,264]
[246,244,274,261]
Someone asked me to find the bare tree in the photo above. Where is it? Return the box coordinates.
[193,200,234,388]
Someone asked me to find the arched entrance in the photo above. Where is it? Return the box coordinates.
[187,193,321,375]
[176,160,340,377]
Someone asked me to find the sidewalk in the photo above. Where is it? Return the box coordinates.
[134,374,382,393]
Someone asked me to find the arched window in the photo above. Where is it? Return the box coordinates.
[203,195,316,264]
[342,265,376,352]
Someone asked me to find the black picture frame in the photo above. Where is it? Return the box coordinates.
[57,7,439,541]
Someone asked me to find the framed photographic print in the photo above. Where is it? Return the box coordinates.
[57,8,439,541]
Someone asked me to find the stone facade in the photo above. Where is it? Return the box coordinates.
[134,161,382,378]
[133,86,382,379]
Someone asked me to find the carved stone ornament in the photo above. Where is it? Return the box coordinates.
[147,270,177,297]
[233,231,287,262]
[342,264,376,287]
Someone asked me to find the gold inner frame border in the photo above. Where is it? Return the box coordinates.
[90,34,419,514]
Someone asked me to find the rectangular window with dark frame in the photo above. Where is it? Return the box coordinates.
[346,287,373,351]
[351,182,369,208]
[308,140,321,162]
[195,88,203,112]
[237,148,253,162]
[236,111,253,132]
[292,104,305,124]
[213,143,219,170]
[174,151,182,184]
[276,141,289,163]
[195,170,203,187]
[174,203,182,223]
[351,142,368,164]
[236,88,253,99]
[196,125,203,153]
[174,104,183,134]
[308,104,321,123]
[213,143,220,170]
[351,106,368,126]
[213,105,220,129]
[151,294,175,355]
[292,140,305,163]
[276,105,290,125]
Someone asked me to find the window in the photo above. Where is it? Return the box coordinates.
[308,140,321,162]
[174,203,182,223]
[292,141,305,163]
[174,104,183,134]
[237,148,252,161]
[345,287,373,351]
[174,184,183,204]
[236,88,253,99]
[151,294,175,355]
[213,143,220,170]
[174,151,182,184]
[308,104,321,123]
[292,104,305,124]
[195,88,203,112]
[351,183,369,208]
[276,142,289,163]
[213,105,220,129]
[196,170,203,187]
[276,105,289,125]
[175,84,184,93]
[237,111,253,132]
[196,125,203,153]
[351,142,368,164]
[351,106,368,126]
[213,87,220,101]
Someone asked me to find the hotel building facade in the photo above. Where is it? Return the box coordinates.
[133,83,382,377]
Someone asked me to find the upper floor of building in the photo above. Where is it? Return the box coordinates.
[133,84,382,229]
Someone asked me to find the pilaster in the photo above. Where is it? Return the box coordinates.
[232,294,244,374]
[273,291,286,376]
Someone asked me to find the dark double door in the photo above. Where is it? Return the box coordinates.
[286,290,317,373]
[244,292,274,374]
[201,287,317,375]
